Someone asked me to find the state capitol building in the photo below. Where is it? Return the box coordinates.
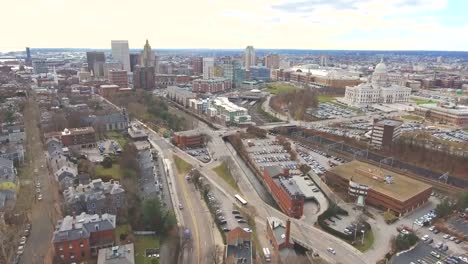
[343,60,411,107]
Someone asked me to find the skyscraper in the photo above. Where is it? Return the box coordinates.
[203,57,215,79]
[25,47,31,66]
[264,53,280,70]
[191,56,203,75]
[111,40,131,72]
[32,60,48,74]
[221,56,234,82]
[133,65,155,90]
[129,53,140,72]
[86,51,105,73]
[244,46,256,70]
[140,39,155,68]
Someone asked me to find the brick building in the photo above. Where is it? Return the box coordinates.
[325,161,432,216]
[192,78,232,93]
[266,217,292,251]
[173,130,204,148]
[108,70,128,88]
[52,213,116,263]
[263,166,305,218]
[45,127,97,149]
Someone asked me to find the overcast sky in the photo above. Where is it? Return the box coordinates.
[2,0,467,51]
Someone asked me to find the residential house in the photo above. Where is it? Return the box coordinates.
[136,148,159,199]
[52,213,116,263]
[0,157,17,210]
[0,143,25,164]
[55,165,78,190]
[225,227,253,264]
[63,179,126,216]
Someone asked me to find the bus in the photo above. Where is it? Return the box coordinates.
[263,248,271,262]
[234,194,247,206]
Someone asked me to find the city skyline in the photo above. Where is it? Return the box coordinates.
[1,0,468,52]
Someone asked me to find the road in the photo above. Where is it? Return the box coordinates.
[21,97,61,264]
[147,123,368,264]
[146,129,218,264]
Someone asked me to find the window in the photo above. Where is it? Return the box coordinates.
[91,203,96,208]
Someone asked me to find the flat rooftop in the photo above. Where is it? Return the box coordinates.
[328,160,431,202]
[375,119,403,127]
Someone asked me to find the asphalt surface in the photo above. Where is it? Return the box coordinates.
[21,98,58,264]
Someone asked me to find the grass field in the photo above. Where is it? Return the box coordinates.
[317,94,336,103]
[354,230,374,252]
[173,155,193,174]
[212,162,240,192]
[266,82,298,95]
[95,164,123,180]
[115,224,132,244]
[106,131,129,148]
[411,98,436,105]
[135,235,160,264]
[401,115,424,121]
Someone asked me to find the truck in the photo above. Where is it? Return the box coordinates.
[263,248,271,262]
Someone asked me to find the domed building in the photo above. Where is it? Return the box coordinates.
[343,59,411,107]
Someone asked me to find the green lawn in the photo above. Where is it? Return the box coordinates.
[411,98,437,105]
[212,162,240,192]
[115,224,132,244]
[106,131,129,148]
[354,230,374,252]
[266,82,298,95]
[95,164,123,180]
[173,155,193,174]
[317,94,336,103]
[135,235,160,264]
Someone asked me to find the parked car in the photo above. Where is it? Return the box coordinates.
[327,248,336,255]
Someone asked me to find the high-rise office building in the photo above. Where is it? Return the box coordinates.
[319,55,329,67]
[133,65,155,90]
[203,57,215,79]
[32,60,48,74]
[25,47,31,66]
[244,46,256,70]
[86,51,106,74]
[222,57,234,82]
[129,53,140,72]
[264,53,280,70]
[111,40,131,72]
[103,62,123,78]
[191,56,203,75]
[108,69,128,88]
[140,39,155,68]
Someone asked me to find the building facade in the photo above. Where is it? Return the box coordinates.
[415,103,468,129]
[191,56,203,75]
[249,66,270,81]
[108,70,128,88]
[202,57,215,79]
[262,166,305,218]
[86,52,105,74]
[111,40,130,72]
[370,119,402,148]
[33,60,48,74]
[133,66,155,90]
[344,60,411,106]
[52,213,116,263]
[244,46,256,70]
[63,179,126,216]
[166,86,196,107]
[192,78,231,93]
[45,127,97,149]
[264,53,280,70]
[173,130,204,148]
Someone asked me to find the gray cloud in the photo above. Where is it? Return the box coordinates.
[271,0,359,13]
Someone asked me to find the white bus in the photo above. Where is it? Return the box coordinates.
[234,194,247,206]
[263,248,271,262]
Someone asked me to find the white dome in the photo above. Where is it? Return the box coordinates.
[374,62,387,73]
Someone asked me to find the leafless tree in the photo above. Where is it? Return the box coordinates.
[205,244,223,264]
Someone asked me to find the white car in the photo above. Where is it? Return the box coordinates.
[443,234,450,239]
[428,226,435,231]
[37,194,43,201]
[17,246,24,255]
[327,247,336,255]
[243,228,252,233]
[179,203,183,210]
[421,235,429,241]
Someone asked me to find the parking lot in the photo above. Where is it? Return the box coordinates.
[447,216,468,239]
[185,147,211,163]
[243,138,302,175]
[392,242,468,264]
[433,131,468,143]
[204,187,253,234]
[307,102,358,120]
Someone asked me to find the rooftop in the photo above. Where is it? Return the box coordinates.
[374,119,403,127]
[267,217,287,246]
[53,213,116,243]
[328,160,432,202]
[276,177,304,198]
[174,130,203,137]
[97,244,135,264]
